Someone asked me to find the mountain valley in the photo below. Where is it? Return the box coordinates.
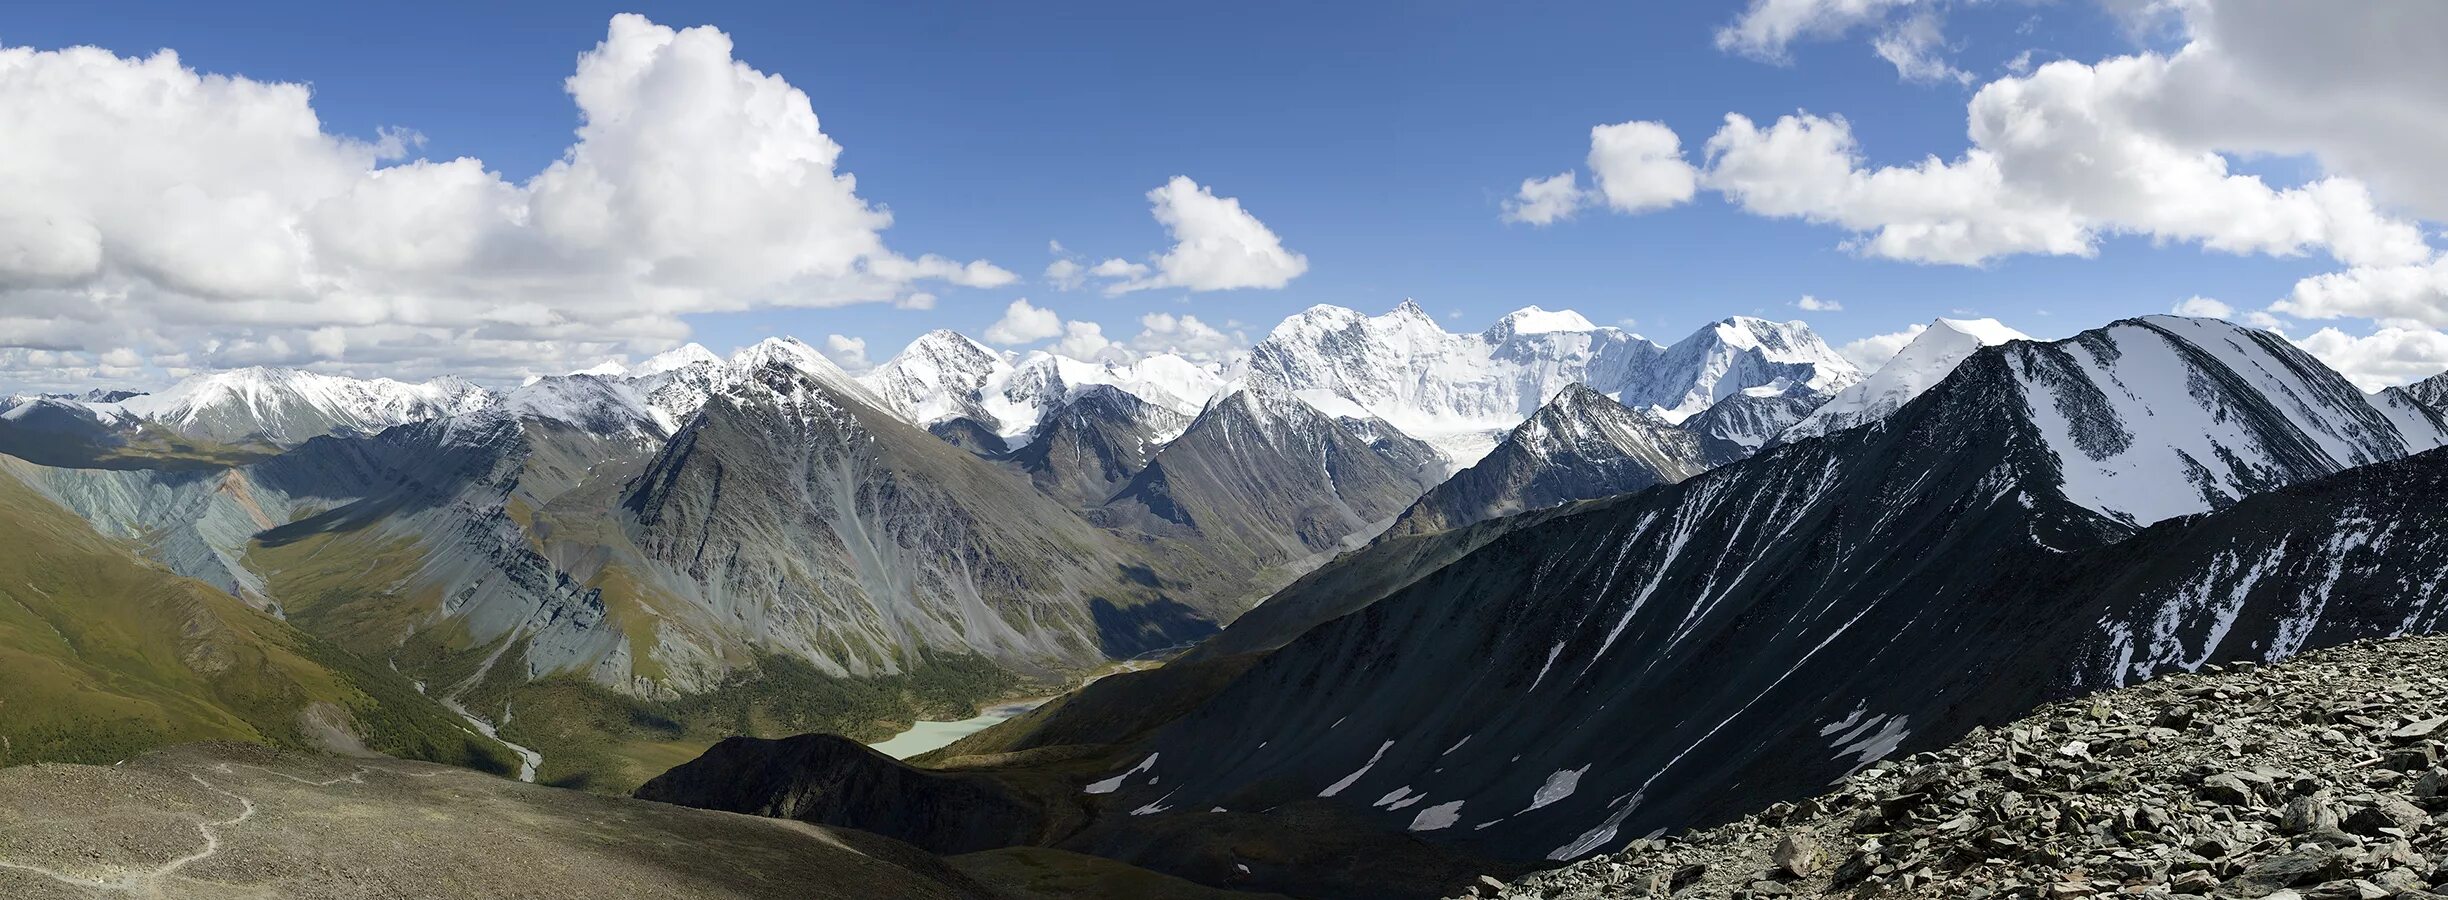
[10,307,2448,899]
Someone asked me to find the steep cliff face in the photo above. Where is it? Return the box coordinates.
[620,354,1221,679]
[1100,383,1447,592]
[1674,388,1827,465]
[1613,317,1859,424]
[1006,385,1189,510]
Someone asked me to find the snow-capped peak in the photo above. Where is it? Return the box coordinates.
[634,343,722,378]
[850,329,1226,442]
[1616,318,1860,424]
[105,366,493,445]
[729,337,878,405]
[1483,306,1599,341]
[1931,317,2028,347]
[498,373,670,440]
[568,358,631,378]
[860,330,1017,429]
[1781,317,2032,443]
[2010,315,2447,527]
[1237,301,1672,467]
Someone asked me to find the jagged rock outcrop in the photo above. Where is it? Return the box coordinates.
[1388,385,1709,537]
[1100,383,1446,590]
[1479,634,2448,899]
[620,342,1221,678]
[1008,385,1190,510]
[1614,317,1857,424]
[1674,389,1829,465]
[2385,370,2448,419]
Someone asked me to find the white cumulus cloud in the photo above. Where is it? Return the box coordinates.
[1588,121,1701,213]
[0,14,1011,389]
[1501,120,1696,224]
[1097,177,1307,295]
[1052,320,1123,362]
[821,334,872,373]
[1715,0,1967,84]
[2292,326,2448,391]
[1129,312,1247,363]
[1796,295,1843,312]
[1837,324,1927,370]
[1503,172,1586,226]
[2276,253,2448,329]
[1044,258,1086,291]
[2171,296,2233,318]
[983,298,1064,346]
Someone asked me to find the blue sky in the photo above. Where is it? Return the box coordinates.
[3,1,2444,388]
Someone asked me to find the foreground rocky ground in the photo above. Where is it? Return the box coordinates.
[0,742,1001,899]
[1476,635,2448,900]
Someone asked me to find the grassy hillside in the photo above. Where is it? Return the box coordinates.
[456,648,1021,792]
[0,469,513,772]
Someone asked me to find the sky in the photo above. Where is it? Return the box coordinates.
[3,0,2447,390]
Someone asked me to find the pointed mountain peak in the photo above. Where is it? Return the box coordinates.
[2391,369,2448,413]
[901,328,1000,361]
[569,358,630,378]
[635,343,721,377]
[1545,382,1617,411]
[731,336,858,386]
[1781,316,2031,444]
[725,337,888,412]
[1930,317,2032,346]
[1389,298,1434,322]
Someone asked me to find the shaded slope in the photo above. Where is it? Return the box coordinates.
[620,354,1223,679]
[1007,386,1187,510]
[1673,388,1826,465]
[1082,316,2448,864]
[1386,385,1707,537]
[1100,384,1445,596]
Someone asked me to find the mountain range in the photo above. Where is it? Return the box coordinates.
[1072,316,2448,870]
[15,300,2448,898]
[0,302,1870,791]
[622,314,2448,899]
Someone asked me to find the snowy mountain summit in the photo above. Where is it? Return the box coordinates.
[858,333,1223,449]
[1781,317,2031,443]
[105,367,492,445]
[1229,301,1854,466]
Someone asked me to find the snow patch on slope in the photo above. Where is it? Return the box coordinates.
[1783,317,2031,442]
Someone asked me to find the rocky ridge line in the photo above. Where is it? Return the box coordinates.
[1473,634,2448,899]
